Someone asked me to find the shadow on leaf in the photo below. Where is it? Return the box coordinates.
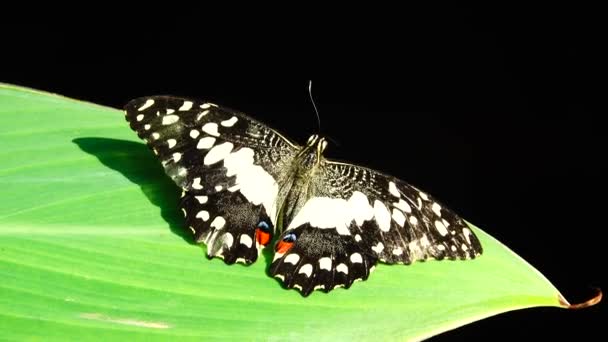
[72,137,193,244]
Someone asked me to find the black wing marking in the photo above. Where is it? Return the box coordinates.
[124,96,299,264]
[270,161,482,296]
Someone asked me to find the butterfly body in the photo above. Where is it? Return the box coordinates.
[278,135,328,228]
[124,96,483,296]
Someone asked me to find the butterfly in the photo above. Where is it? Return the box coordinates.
[124,95,483,296]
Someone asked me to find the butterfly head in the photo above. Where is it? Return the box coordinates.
[305,134,328,154]
[299,135,328,168]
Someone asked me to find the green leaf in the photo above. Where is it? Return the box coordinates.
[0,83,594,341]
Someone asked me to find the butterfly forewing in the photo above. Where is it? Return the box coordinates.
[124,96,299,264]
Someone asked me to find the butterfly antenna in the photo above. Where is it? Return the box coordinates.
[308,80,322,133]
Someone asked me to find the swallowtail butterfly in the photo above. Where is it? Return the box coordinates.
[124,96,483,296]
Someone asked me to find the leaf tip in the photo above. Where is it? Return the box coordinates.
[558,287,602,310]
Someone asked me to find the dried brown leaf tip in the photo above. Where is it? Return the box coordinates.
[558,287,602,309]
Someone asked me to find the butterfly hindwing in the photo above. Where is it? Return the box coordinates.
[270,161,482,295]
[180,189,274,264]
[124,96,298,264]
[270,224,377,295]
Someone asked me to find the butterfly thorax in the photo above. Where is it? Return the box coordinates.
[277,135,328,231]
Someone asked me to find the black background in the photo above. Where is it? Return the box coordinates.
[3,5,605,340]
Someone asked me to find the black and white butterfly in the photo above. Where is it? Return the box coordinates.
[124,96,483,296]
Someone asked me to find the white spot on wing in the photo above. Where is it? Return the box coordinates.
[395,199,412,213]
[210,216,226,230]
[200,103,212,109]
[319,257,332,271]
[298,264,313,277]
[220,116,238,127]
[196,210,209,221]
[240,234,253,248]
[179,101,193,111]
[202,123,220,137]
[222,233,234,248]
[349,191,374,226]
[192,177,203,190]
[409,216,418,225]
[336,263,349,274]
[350,253,363,264]
[388,181,400,197]
[166,109,175,114]
[167,139,177,149]
[355,234,362,242]
[373,200,391,232]
[392,208,406,227]
[190,129,200,139]
[432,202,442,216]
[172,152,182,162]
[392,247,403,256]
[463,228,472,244]
[434,220,448,236]
[151,132,160,140]
[420,234,430,247]
[214,185,223,192]
[195,196,208,204]
[204,142,234,165]
[419,191,429,201]
[371,242,384,254]
[408,241,423,260]
[138,99,154,111]
[144,124,151,130]
[196,110,210,121]
[197,136,216,149]
[284,254,300,265]
[162,115,179,125]
[136,114,144,121]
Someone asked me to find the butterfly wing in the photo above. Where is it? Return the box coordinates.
[270,161,482,296]
[124,96,299,264]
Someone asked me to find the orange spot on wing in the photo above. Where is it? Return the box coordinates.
[255,228,271,246]
[276,240,294,254]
